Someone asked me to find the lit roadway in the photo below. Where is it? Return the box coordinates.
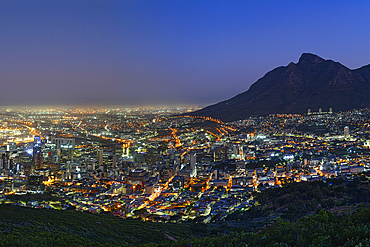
[134,176,175,212]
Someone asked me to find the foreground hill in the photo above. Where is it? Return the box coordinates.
[228,176,370,224]
[0,205,190,246]
[2,177,370,246]
[171,208,370,246]
[190,53,370,122]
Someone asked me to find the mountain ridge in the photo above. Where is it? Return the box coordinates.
[189,53,370,121]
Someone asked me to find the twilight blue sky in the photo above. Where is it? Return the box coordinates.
[1,0,370,107]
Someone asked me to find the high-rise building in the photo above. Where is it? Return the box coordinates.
[239,145,244,160]
[6,142,16,152]
[214,169,218,179]
[172,175,185,189]
[0,152,12,172]
[122,143,130,157]
[97,149,103,166]
[112,154,117,168]
[33,146,43,170]
[308,109,311,115]
[3,179,14,192]
[52,138,75,158]
[344,126,350,138]
[190,153,196,178]
[34,136,41,146]
[53,138,75,151]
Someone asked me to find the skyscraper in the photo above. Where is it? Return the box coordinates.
[112,154,117,168]
[97,149,103,166]
[34,136,41,145]
[190,153,196,178]
[33,146,43,170]
[344,126,350,138]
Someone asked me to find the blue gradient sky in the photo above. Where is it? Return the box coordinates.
[1,0,370,107]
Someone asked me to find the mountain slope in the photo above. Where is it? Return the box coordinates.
[190,53,370,122]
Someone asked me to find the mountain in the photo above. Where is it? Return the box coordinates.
[189,53,370,122]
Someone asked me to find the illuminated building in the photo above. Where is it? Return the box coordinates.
[33,146,43,170]
[190,153,197,178]
[0,151,12,171]
[232,176,253,186]
[122,143,130,157]
[53,137,75,150]
[27,174,43,191]
[6,142,16,152]
[112,183,133,194]
[2,179,14,192]
[112,154,117,168]
[209,179,228,188]
[52,138,75,158]
[97,149,103,166]
[177,169,191,182]
[172,175,185,189]
[128,169,148,186]
[34,136,41,145]
[344,126,350,138]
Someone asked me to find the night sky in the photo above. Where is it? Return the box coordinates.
[1,1,370,107]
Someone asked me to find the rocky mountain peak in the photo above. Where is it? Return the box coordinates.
[188,54,370,122]
[298,53,325,65]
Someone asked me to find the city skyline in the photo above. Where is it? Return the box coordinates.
[2,2,370,245]
[1,1,370,106]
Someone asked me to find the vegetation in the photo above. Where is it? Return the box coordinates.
[0,204,189,246]
[228,176,370,225]
[3,177,370,246]
[157,207,370,246]
[5,192,59,203]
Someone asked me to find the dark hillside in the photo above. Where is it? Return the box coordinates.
[190,53,370,121]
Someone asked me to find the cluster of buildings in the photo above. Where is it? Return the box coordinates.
[1,107,370,222]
